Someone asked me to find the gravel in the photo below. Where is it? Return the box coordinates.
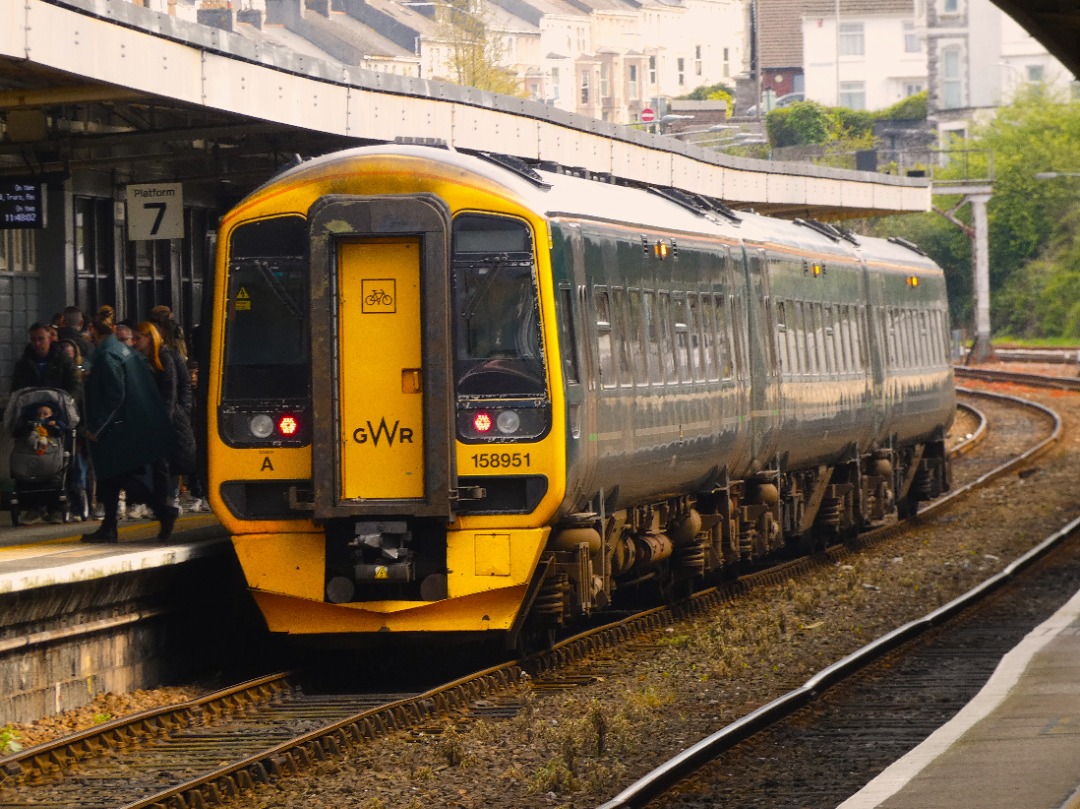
[9,371,1080,809]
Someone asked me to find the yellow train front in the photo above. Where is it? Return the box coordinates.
[208,144,569,644]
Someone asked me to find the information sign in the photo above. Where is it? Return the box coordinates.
[0,178,43,229]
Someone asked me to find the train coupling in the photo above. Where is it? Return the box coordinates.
[349,521,415,583]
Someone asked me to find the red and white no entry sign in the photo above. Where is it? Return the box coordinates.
[640,108,655,123]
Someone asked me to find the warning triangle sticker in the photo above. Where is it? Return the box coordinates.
[237,287,250,299]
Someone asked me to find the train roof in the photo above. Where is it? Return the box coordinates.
[254,144,943,276]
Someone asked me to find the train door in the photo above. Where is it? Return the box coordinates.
[307,195,456,519]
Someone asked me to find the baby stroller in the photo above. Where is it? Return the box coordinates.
[4,386,84,526]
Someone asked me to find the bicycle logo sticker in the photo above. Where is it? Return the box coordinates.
[361,279,396,313]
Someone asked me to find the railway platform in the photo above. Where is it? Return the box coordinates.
[0,512,242,723]
[840,583,1080,809]
[0,511,229,592]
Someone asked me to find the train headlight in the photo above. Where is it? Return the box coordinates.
[496,410,521,434]
[249,413,275,438]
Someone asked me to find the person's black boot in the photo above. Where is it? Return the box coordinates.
[157,507,179,541]
[81,524,119,543]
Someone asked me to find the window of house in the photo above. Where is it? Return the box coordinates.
[677,57,685,86]
[839,80,866,109]
[839,22,865,56]
[695,45,702,77]
[904,80,925,96]
[649,55,657,86]
[942,46,963,108]
[628,64,639,100]
[903,21,921,52]
[580,70,590,105]
[551,67,560,100]
[600,62,609,98]
[1027,64,1045,82]
[942,0,959,13]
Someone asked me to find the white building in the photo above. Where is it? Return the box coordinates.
[801,0,925,111]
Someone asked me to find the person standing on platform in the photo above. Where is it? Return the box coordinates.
[10,322,81,403]
[79,317,178,543]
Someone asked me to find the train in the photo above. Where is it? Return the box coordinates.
[206,142,955,648]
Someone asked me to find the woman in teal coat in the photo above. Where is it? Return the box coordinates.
[80,319,177,543]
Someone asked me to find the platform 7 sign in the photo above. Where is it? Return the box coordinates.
[126,183,184,240]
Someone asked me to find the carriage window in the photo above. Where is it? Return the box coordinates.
[658,292,677,384]
[452,214,545,396]
[644,291,663,385]
[822,304,835,375]
[776,300,789,376]
[594,288,615,389]
[629,289,648,386]
[613,287,634,387]
[687,295,705,382]
[559,287,580,385]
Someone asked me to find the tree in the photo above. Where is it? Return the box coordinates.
[431,0,522,96]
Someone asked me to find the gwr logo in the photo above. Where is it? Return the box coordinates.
[352,417,415,446]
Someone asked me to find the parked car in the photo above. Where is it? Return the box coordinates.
[742,92,806,117]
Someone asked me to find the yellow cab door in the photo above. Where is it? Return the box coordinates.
[308,195,455,519]
[337,239,424,500]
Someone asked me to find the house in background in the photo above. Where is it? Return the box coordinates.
[801,0,925,111]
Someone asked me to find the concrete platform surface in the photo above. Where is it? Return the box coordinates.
[0,512,229,594]
[840,584,1080,809]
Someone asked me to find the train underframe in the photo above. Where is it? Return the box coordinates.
[528,437,950,639]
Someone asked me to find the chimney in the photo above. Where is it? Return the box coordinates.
[237,8,264,28]
[196,3,234,32]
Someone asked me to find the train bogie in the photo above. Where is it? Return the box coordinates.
[207,144,955,647]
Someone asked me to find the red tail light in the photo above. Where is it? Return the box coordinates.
[472,411,494,433]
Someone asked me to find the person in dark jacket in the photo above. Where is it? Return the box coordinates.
[133,321,196,505]
[79,319,178,543]
[57,306,94,363]
[10,322,82,405]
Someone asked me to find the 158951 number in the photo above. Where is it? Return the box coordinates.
[471,452,531,469]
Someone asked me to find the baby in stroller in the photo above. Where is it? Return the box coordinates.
[23,402,63,454]
[4,386,84,525]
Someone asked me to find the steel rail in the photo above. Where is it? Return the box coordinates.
[0,672,294,784]
[596,385,1063,809]
[955,364,1080,390]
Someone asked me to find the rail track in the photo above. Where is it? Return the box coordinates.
[599,377,1072,809]
[0,389,1049,809]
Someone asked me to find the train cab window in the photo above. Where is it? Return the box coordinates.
[223,216,310,399]
[594,288,616,389]
[452,214,546,397]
